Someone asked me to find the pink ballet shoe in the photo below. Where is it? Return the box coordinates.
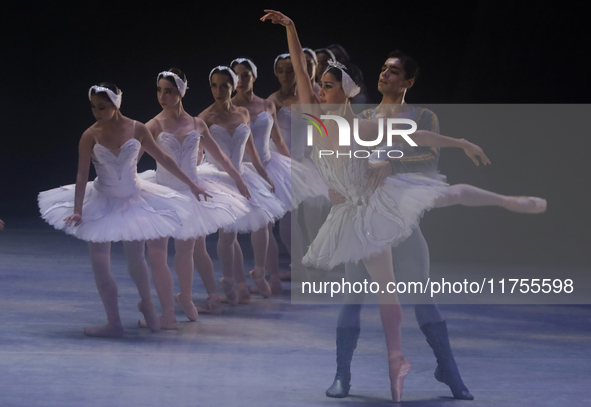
[219,278,239,306]
[269,276,283,295]
[175,294,199,321]
[195,297,223,315]
[389,356,411,403]
[137,301,161,332]
[504,196,547,214]
[249,269,272,298]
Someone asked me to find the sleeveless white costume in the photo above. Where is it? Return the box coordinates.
[302,140,448,270]
[245,111,317,211]
[38,122,192,242]
[199,123,284,233]
[139,119,250,240]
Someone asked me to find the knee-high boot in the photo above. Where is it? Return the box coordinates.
[326,327,360,398]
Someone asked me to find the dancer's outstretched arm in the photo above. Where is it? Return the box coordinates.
[245,133,275,193]
[199,122,251,199]
[136,122,212,201]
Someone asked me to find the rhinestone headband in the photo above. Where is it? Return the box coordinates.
[88,85,122,109]
[230,58,258,79]
[157,71,188,97]
[324,60,360,98]
[273,53,291,73]
[209,66,238,89]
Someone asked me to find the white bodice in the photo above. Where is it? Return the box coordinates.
[155,130,201,190]
[92,138,142,199]
[246,111,272,166]
[205,123,250,173]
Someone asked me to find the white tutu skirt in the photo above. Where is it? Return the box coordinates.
[138,170,250,240]
[302,173,447,270]
[197,163,284,233]
[261,151,325,212]
[38,180,192,243]
[300,157,331,208]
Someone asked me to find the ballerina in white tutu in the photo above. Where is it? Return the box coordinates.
[138,68,252,326]
[230,57,320,294]
[267,52,333,281]
[261,10,490,402]
[198,66,285,303]
[38,83,211,337]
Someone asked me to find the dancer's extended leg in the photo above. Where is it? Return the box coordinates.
[362,250,410,403]
[435,184,546,213]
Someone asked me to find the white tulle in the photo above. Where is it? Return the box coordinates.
[138,130,250,240]
[302,143,448,270]
[247,111,320,211]
[202,123,285,233]
[38,138,193,242]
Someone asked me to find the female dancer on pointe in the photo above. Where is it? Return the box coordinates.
[38,83,211,337]
[230,57,317,293]
[323,50,545,400]
[268,53,332,281]
[261,10,490,402]
[138,68,251,326]
[198,66,285,303]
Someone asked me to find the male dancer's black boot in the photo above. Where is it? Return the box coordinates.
[325,327,360,398]
[420,320,474,400]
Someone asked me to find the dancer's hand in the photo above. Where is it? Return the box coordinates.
[0,218,4,230]
[366,161,393,192]
[328,189,346,205]
[260,9,293,26]
[265,177,276,193]
[191,184,213,202]
[236,178,251,200]
[64,212,83,227]
[462,140,491,166]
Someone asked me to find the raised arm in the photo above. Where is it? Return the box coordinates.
[136,122,212,201]
[261,10,317,105]
[64,129,94,226]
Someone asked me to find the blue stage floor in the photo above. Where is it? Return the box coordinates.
[1,220,590,406]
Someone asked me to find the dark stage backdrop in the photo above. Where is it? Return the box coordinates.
[1,1,588,267]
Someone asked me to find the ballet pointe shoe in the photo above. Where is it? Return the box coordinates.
[326,327,360,398]
[420,320,474,400]
[503,196,547,214]
[174,294,199,321]
[219,277,239,306]
[388,356,411,403]
[249,268,272,298]
[236,282,251,304]
[195,296,223,315]
[83,324,124,338]
[269,276,283,295]
[137,301,161,332]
